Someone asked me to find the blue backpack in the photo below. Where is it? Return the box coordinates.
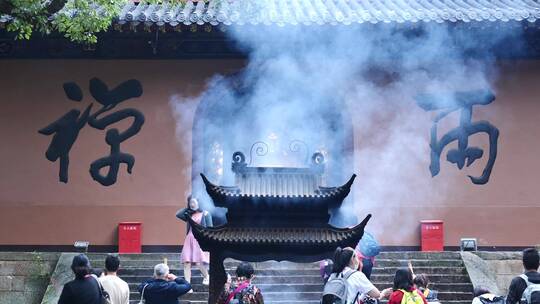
[357,231,380,258]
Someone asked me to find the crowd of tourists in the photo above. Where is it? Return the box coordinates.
[56,246,539,304]
[56,198,540,304]
[56,253,259,304]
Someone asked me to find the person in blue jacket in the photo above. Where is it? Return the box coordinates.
[138,263,191,304]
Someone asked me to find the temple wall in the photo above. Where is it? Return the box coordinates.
[0,59,538,249]
[352,60,540,247]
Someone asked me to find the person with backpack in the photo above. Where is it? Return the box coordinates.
[320,258,334,283]
[387,268,428,304]
[99,254,129,304]
[355,231,381,280]
[506,248,540,304]
[472,287,505,304]
[322,247,387,304]
[216,261,264,304]
[58,254,106,304]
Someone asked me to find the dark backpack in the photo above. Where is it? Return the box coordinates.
[229,283,259,304]
[320,259,334,283]
[520,274,540,304]
[478,295,505,304]
[321,270,358,304]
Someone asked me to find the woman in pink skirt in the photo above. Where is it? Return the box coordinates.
[176,195,212,286]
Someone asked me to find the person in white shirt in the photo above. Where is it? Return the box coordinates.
[329,247,392,304]
[99,254,130,304]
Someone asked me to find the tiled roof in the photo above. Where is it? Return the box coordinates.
[201,174,356,214]
[201,173,356,200]
[189,214,372,246]
[2,0,539,29]
[117,0,540,26]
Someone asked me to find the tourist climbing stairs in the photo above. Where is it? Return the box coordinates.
[87,252,473,304]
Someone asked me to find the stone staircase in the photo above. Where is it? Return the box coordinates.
[87,252,473,304]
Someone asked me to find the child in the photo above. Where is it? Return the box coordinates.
[387,268,428,304]
[216,262,264,304]
[408,261,440,303]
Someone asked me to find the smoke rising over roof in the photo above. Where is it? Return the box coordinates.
[171,14,525,237]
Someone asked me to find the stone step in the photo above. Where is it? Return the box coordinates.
[377,252,462,260]
[159,302,475,304]
[126,281,472,293]
[132,291,326,301]
[95,259,465,269]
[375,259,465,267]
[128,301,324,304]
[87,252,462,261]
[128,282,325,292]
[128,300,475,304]
[130,301,476,304]
[118,268,322,276]
[120,274,326,284]
[370,274,470,283]
[90,259,321,270]
[369,266,467,275]
[372,282,473,293]
[92,252,472,303]
[116,265,466,276]
[128,290,473,301]
[120,274,471,289]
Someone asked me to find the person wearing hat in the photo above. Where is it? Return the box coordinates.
[58,254,103,304]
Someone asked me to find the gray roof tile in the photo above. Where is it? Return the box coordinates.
[119,0,540,25]
[1,0,539,27]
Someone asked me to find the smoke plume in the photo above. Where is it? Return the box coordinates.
[171,13,524,237]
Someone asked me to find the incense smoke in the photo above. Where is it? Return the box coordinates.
[171,16,524,239]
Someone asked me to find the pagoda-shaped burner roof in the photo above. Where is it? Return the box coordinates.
[201,148,358,228]
[201,173,356,208]
[209,149,352,197]
[188,214,371,260]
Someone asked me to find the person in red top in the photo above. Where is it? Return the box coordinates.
[388,268,428,304]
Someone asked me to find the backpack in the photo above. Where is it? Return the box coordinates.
[419,288,440,302]
[520,274,540,304]
[228,283,259,304]
[399,289,424,304]
[357,232,380,258]
[477,294,505,304]
[321,270,358,304]
[320,259,334,283]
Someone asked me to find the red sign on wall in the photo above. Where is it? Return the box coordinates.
[119,222,142,253]
[420,220,444,252]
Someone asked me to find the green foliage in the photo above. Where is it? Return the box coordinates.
[5,0,53,40]
[29,252,50,280]
[1,0,192,44]
[53,0,124,44]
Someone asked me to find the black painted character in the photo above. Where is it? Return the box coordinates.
[39,78,144,186]
[38,83,92,183]
[87,78,144,186]
[416,90,499,185]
